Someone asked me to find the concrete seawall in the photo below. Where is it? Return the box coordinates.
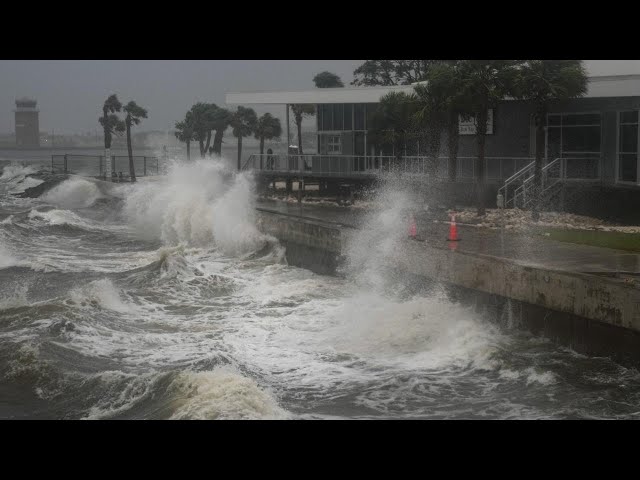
[256,207,640,365]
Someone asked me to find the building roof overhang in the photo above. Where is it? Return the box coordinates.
[225,75,640,105]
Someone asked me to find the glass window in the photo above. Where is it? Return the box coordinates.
[354,104,365,130]
[317,105,323,131]
[563,126,601,152]
[620,111,639,124]
[547,128,561,159]
[619,153,638,182]
[366,104,377,131]
[618,111,638,182]
[321,104,333,131]
[547,114,561,126]
[343,104,352,130]
[328,135,341,154]
[562,113,601,126]
[334,104,343,131]
[354,132,365,156]
[620,124,638,153]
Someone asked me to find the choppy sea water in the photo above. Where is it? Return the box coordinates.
[1,157,640,420]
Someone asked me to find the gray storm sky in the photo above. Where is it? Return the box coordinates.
[1,60,638,134]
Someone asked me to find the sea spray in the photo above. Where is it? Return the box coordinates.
[123,158,272,255]
[41,178,103,209]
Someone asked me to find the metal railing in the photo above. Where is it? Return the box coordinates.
[498,156,602,209]
[51,154,160,178]
[242,154,535,183]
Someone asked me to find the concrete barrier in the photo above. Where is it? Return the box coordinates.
[255,208,640,364]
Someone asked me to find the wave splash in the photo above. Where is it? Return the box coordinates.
[123,159,271,256]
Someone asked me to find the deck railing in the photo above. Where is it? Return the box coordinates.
[242,154,536,182]
[51,154,160,178]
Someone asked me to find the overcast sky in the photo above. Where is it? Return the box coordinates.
[1,60,639,134]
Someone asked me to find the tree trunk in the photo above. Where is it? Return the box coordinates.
[260,137,264,169]
[103,108,111,149]
[296,120,304,155]
[532,107,546,221]
[102,109,113,178]
[126,120,136,183]
[475,109,488,216]
[447,113,459,182]
[213,129,224,156]
[199,139,205,158]
[204,131,212,156]
[428,125,441,177]
[186,141,190,161]
[237,136,242,171]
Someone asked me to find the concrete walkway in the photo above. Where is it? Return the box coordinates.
[256,199,640,281]
[422,223,640,277]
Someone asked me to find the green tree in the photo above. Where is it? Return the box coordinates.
[414,61,468,181]
[123,101,148,183]
[254,113,282,156]
[290,104,315,155]
[174,111,195,161]
[513,60,588,220]
[230,106,258,170]
[369,91,419,165]
[210,107,232,156]
[351,60,443,86]
[98,94,125,176]
[188,103,218,158]
[413,83,447,177]
[456,60,521,216]
[313,71,344,88]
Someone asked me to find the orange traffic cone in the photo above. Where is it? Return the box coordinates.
[447,213,460,242]
[408,215,417,239]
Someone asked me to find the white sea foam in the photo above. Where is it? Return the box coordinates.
[68,279,133,313]
[0,243,20,270]
[28,208,92,227]
[168,368,288,420]
[0,283,30,310]
[123,158,271,256]
[8,176,44,194]
[41,178,103,209]
[0,164,37,182]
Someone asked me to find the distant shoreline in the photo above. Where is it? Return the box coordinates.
[0,145,153,151]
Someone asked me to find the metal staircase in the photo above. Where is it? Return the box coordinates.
[498,157,563,209]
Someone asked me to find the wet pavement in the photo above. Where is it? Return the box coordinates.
[256,199,640,278]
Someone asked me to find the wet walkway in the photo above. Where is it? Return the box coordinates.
[256,199,640,279]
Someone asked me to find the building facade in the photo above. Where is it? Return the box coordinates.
[227,75,640,187]
[14,97,40,147]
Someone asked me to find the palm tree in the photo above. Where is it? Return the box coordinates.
[369,92,419,166]
[188,103,218,158]
[313,71,344,88]
[211,107,232,157]
[413,83,447,177]
[514,60,588,220]
[415,62,468,181]
[230,106,258,171]
[289,104,315,155]
[254,113,282,169]
[123,101,148,182]
[98,94,125,177]
[456,60,521,216]
[174,111,195,161]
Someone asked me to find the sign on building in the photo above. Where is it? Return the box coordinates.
[459,109,494,135]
